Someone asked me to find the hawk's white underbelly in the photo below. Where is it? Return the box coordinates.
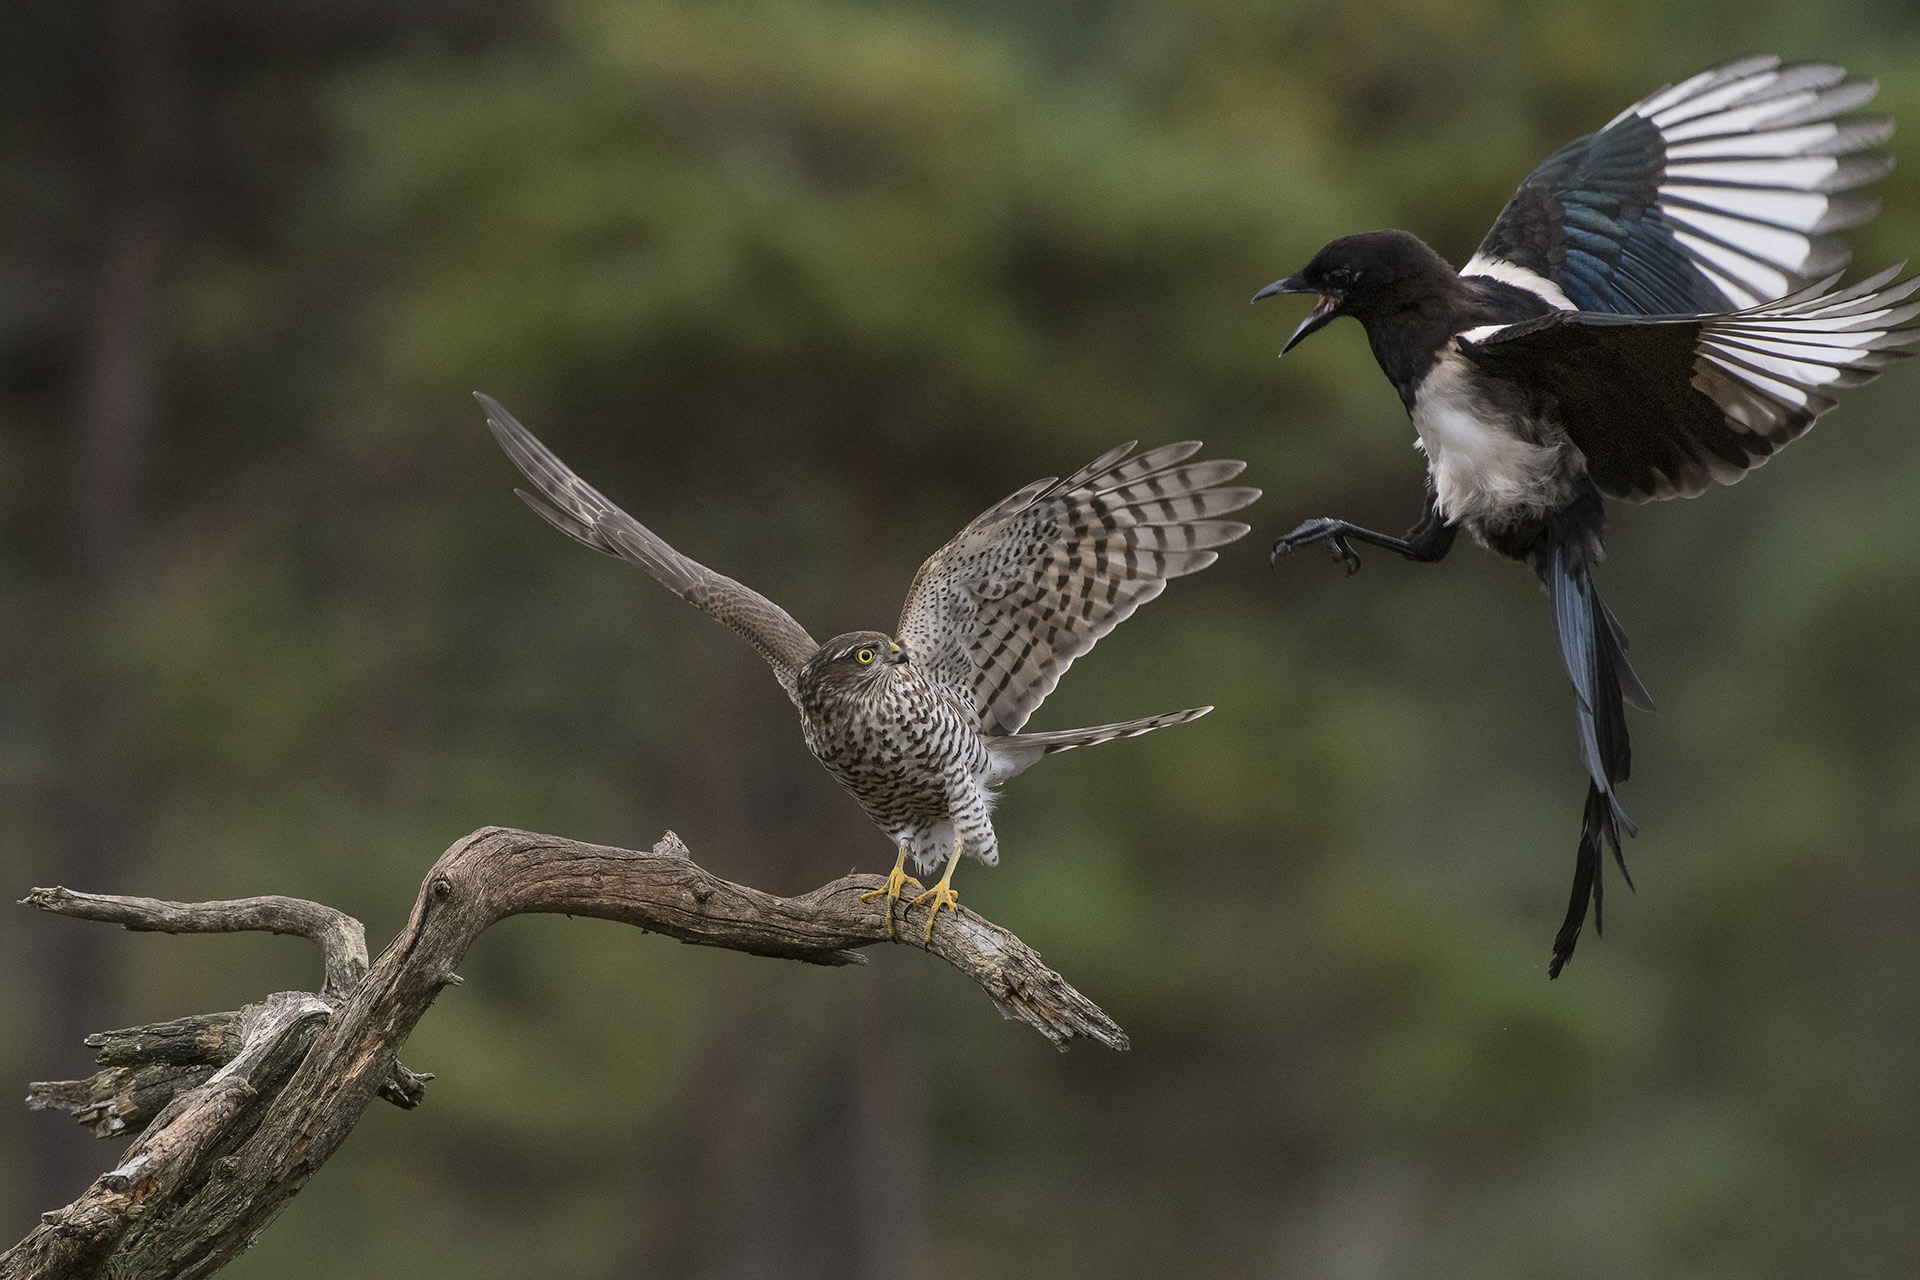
[1411,348,1568,524]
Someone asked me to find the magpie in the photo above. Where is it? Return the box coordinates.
[1255,56,1920,976]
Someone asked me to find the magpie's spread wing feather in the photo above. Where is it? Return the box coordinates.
[1465,57,1892,317]
[1463,268,1920,501]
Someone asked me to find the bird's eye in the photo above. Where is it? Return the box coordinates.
[1329,267,1354,287]
[856,648,875,664]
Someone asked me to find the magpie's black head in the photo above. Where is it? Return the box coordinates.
[1254,230,1458,353]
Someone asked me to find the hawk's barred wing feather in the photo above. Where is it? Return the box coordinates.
[478,394,819,700]
[898,443,1259,736]
[1462,269,1920,501]
[1466,56,1892,317]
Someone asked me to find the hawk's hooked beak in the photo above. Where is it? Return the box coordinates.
[1253,272,1339,354]
[887,641,909,665]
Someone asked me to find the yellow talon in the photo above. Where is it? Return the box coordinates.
[910,881,959,943]
[860,849,923,938]
[910,838,965,944]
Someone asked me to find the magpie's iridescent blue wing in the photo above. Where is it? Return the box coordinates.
[1465,57,1891,317]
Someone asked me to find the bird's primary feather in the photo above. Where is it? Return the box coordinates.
[1463,265,1920,501]
[478,393,819,700]
[1468,56,1892,317]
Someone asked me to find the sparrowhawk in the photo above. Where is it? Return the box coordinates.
[480,394,1259,940]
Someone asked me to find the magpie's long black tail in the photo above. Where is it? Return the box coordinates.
[1543,539,1653,978]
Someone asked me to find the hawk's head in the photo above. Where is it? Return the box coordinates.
[800,631,910,697]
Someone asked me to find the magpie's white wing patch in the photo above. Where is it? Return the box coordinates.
[1694,264,1920,434]
[1458,255,1578,311]
[1461,268,1920,502]
[1468,57,1891,319]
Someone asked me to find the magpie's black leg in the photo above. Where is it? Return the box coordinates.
[1271,483,1456,575]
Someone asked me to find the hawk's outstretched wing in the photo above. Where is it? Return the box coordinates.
[897,442,1259,736]
[479,393,818,700]
[1466,56,1891,316]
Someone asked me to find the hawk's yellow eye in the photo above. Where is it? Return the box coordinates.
[856,648,875,664]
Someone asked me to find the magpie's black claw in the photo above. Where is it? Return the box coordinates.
[1271,518,1363,575]
[1271,517,1334,560]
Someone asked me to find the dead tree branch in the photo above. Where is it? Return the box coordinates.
[25,890,369,1000]
[7,826,1124,1279]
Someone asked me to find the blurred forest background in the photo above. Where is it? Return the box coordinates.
[4,1,1920,1276]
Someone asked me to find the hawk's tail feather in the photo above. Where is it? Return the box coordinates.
[1005,706,1212,752]
[982,707,1211,784]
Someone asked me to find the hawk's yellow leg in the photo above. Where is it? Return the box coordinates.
[910,839,964,944]
[860,848,923,938]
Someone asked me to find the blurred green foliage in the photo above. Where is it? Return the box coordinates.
[5,1,1920,1276]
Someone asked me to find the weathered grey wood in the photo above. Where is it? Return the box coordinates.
[29,1063,221,1141]
[7,826,1124,1279]
[7,993,330,1279]
[22,994,422,1139]
[83,1013,242,1070]
[26,1012,246,1140]
[21,889,369,1000]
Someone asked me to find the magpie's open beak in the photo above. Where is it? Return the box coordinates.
[1253,273,1340,354]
